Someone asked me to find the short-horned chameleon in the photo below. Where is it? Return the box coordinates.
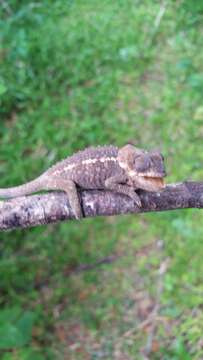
[0,145,166,219]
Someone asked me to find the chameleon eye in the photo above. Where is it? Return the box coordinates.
[134,156,150,172]
[154,153,164,162]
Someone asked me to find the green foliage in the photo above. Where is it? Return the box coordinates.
[0,308,36,349]
[0,0,203,358]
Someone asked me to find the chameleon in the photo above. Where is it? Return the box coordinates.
[0,144,166,219]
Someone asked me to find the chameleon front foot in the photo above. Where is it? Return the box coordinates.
[71,201,83,220]
[47,178,84,220]
[128,191,142,207]
[65,189,83,220]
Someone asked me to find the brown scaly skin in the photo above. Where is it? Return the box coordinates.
[0,144,166,219]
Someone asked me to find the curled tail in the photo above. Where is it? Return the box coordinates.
[0,175,45,198]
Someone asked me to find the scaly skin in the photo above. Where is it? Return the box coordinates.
[0,145,166,219]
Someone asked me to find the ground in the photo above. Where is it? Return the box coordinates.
[0,0,203,359]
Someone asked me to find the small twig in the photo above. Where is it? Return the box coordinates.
[0,0,12,15]
[122,314,168,340]
[143,257,170,355]
[65,254,121,275]
[34,254,121,291]
[146,0,168,49]
[154,1,168,29]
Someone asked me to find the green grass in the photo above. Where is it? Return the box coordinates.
[1,0,203,358]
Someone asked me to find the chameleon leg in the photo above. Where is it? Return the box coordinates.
[47,178,83,219]
[105,175,141,207]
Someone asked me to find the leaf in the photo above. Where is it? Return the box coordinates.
[187,73,203,90]
[0,309,35,349]
[1,348,45,360]
[0,323,26,349]
[0,307,21,324]
[17,311,35,344]
[194,106,203,121]
[0,82,7,96]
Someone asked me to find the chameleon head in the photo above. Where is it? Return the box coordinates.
[118,144,166,191]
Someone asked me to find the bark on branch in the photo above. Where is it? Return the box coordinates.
[0,181,203,231]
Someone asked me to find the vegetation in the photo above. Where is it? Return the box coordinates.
[0,0,203,358]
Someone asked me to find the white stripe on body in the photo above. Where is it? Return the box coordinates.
[53,157,117,176]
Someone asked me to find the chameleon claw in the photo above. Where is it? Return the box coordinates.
[72,206,83,220]
[76,212,83,220]
[130,192,142,207]
[135,197,142,208]
[134,199,142,208]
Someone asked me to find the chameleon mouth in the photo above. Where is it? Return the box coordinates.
[143,176,165,189]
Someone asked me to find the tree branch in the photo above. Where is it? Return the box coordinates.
[0,181,203,231]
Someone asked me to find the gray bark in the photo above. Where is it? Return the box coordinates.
[0,181,203,231]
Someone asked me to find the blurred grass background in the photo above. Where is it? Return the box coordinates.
[0,0,203,359]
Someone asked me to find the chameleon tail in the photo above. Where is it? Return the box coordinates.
[0,175,45,198]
